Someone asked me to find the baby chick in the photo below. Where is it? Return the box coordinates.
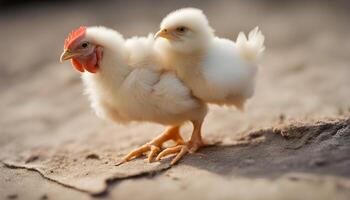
[155,8,265,110]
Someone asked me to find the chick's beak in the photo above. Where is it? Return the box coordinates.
[60,49,80,63]
[154,29,177,40]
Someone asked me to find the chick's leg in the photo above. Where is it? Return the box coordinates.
[156,120,205,165]
[118,126,184,164]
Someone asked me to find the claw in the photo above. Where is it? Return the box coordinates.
[115,159,126,166]
[122,144,149,162]
[156,144,190,165]
[156,145,183,161]
[156,137,206,165]
[148,145,160,162]
[171,146,188,165]
[116,126,183,166]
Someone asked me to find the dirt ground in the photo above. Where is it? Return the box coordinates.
[0,0,350,199]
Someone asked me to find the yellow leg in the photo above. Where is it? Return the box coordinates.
[156,120,205,165]
[117,126,184,165]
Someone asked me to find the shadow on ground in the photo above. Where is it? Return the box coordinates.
[180,118,350,178]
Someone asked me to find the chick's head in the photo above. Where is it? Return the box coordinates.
[60,26,103,73]
[155,8,214,53]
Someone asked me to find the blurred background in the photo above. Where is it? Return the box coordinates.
[1,0,350,199]
[1,0,350,124]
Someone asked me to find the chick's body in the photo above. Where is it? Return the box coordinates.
[61,26,207,165]
[155,8,265,109]
[158,37,257,109]
[82,28,206,125]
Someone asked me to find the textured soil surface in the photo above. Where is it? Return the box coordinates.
[1,0,350,199]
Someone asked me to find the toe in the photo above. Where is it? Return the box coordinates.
[115,159,127,166]
[122,144,150,162]
[147,145,160,162]
[170,146,188,165]
[156,145,182,161]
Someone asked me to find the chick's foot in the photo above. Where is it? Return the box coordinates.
[156,138,205,165]
[117,126,184,165]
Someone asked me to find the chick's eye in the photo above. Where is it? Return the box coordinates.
[177,27,187,33]
[81,42,88,48]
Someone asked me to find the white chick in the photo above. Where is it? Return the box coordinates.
[155,8,265,110]
[60,26,207,165]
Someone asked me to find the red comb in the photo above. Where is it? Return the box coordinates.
[64,26,87,49]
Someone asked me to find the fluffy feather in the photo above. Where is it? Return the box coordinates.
[236,26,265,64]
[160,8,214,37]
[82,26,207,125]
[155,8,265,110]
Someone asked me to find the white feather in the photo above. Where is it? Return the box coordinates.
[82,26,207,125]
[156,8,265,110]
[236,26,265,63]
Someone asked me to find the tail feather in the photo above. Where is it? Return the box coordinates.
[236,26,265,64]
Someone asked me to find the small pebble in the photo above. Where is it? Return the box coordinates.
[41,194,48,200]
[279,114,285,123]
[7,194,17,199]
[288,176,299,181]
[86,153,100,160]
[25,155,39,163]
